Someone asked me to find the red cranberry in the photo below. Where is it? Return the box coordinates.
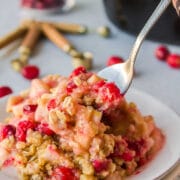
[23,104,37,114]
[127,139,145,157]
[111,139,128,157]
[99,82,122,102]
[66,81,77,94]
[34,1,45,9]
[52,166,77,180]
[36,123,55,136]
[0,125,16,141]
[70,66,87,78]
[155,45,170,61]
[107,56,124,66]
[167,54,180,69]
[121,151,134,162]
[21,65,39,80]
[16,120,36,141]
[0,86,13,98]
[44,0,57,7]
[16,128,26,142]
[21,0,34,8]
[47,99,57,111]
[92,159,109,173]
[18,120,36,131]
[92,80,106,93]
[3,157,14,167]
[138,157,147,166]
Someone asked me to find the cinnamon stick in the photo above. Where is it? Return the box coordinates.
[0,25,27,49]
[41,23,73,52]
[52,22,87,34]
[19,23,41,56]
[22,20,87,34]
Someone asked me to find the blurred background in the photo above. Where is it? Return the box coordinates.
[0,0,180,114]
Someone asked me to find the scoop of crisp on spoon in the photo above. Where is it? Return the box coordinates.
[98,0,171,94]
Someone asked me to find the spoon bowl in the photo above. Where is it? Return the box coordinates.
[98,59,133,94]
[98,0,171,94]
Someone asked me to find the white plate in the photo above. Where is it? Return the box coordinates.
[126,89,180,180]
[0,89,180,180]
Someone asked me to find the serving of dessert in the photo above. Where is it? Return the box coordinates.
[0,67,165,179]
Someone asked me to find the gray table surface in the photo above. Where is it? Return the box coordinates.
[0,0,180,115]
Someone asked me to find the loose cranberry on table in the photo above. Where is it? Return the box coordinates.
[21,65,40,80]
[155,45,170,61]
[0,86,13,98]
[106,56,124,66]
[167,54,180,69]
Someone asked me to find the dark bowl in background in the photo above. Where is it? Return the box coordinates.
[103,0,180,45]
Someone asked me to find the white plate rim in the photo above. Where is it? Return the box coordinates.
[126,88,180,180]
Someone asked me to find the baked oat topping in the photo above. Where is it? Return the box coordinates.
[0,67,164,179]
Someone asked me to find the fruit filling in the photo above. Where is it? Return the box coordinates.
[0,68,164,179]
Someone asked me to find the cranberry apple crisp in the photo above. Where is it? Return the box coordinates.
[0,67,164,179]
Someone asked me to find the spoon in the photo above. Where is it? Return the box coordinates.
[98,0,171,94]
